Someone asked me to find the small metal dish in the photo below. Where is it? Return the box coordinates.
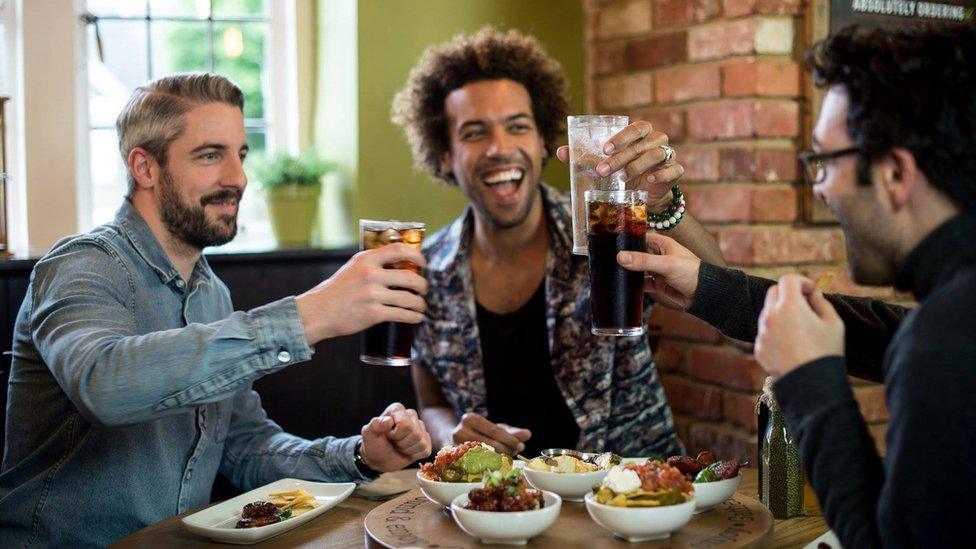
[541,448,622,469]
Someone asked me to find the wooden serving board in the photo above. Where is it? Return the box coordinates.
[364,489,773,548]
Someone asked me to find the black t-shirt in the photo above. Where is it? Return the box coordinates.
[477,280,580,456]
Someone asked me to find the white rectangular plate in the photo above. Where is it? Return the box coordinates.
[181,478,355,545]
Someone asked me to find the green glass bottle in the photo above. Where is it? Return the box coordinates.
[758,377,804,519]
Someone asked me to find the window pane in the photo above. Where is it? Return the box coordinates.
[89,129,128,226]
[212,0,266,17]
[89,21,148,127]
[227,128,273,250]
[149,0,209,18]
[152,20,210,78]
[88,0,148,17]
[246,129,266,153]
[214,22,265,119]
[0,22,7,96]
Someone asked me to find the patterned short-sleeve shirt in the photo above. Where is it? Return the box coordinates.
[414,183,682,456]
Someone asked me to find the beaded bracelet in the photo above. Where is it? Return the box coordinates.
[648,185,686,231]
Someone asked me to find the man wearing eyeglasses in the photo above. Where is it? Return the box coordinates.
[613,22,976,547]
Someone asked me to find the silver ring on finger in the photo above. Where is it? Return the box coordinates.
[660,144,675,164]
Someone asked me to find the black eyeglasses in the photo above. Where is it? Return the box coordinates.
[797,147,861,184]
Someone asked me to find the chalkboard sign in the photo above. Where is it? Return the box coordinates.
[833,0,974,30]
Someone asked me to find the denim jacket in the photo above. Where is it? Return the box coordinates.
[414,184,682,457]
[0,201,370,548]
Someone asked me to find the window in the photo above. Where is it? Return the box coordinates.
[0,1,9,95]
[84,0,294,249]
[0,0,20,254]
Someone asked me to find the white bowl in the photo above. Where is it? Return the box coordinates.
[693,473,742,512]
[584,491,695,542]
[416,471,481,508]
[451,491,561,545]
[522,467,608,502]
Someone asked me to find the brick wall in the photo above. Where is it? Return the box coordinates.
[584,0,896,462]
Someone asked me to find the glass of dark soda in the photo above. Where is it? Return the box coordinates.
[359,219,426,366]
[584,190,647,336]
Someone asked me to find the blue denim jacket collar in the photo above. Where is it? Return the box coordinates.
[114,199,213,285]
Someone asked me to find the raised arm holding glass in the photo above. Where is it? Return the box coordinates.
[617,22,976,547]
[393,27,725,459]
[0,73,432,548]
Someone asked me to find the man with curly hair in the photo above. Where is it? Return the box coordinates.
[618,22,976,546]
[392,27,725,457]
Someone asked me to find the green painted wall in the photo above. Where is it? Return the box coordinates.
[355,0,585,236]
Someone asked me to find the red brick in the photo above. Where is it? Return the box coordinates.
[597,72,654,109]
[686,344,765,391]
[661,375,723,421]
[688,101,799,140]
[624,32,688,69]
[653,0,720,27]
[650,306,723,343]
[653,339,688,374]
[687,422,758,464]
[655,63,721,103]
[592,41,627,75]
[685,184,797,222]
[854,383,889,423]
[756,149,798,181]
[720,148,798,182]
[754,100,799,137]
[677,147,720,181]
[596,0,653,39]
[717,227,846,266]
[673,413,694,448]
[724,0,803,17]
[720,148,757,181]
[751,185,797,222]
[688,19,756,61]
[629,107,686,141]
[688,102,754,140]
[685,185,748,221]
[723,390,761,432]
[722,57,800,97]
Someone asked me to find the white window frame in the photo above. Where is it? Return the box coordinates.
[0,0,26,255]
[78,0,298,238]
[11,0,298,254]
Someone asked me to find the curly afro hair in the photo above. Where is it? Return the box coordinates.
[805,22,976,210]
[391,26,571,185]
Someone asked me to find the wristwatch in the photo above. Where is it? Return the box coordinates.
[354,441,381,479]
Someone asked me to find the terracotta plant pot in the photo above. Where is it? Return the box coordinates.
[265,184,322,247]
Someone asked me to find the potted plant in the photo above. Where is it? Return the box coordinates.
[251,150,335,247]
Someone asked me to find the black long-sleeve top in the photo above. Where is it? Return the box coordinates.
[686,211,976,548]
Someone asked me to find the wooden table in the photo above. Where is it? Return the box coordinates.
[114,468,828,548]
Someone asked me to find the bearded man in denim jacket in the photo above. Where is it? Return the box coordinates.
[0,73,432,547]
[392,28,726,458]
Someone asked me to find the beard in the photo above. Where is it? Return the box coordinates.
[832,191,900,286]
[158,169,241,250]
